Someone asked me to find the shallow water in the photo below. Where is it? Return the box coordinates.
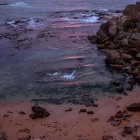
[0,0,138,104]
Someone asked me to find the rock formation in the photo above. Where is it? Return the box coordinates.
[88,2,140,84]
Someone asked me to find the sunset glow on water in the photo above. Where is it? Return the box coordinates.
[0,0,138,104]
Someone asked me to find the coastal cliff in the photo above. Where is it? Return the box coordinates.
[89,2,140,84]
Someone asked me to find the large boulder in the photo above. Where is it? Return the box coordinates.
[30,105,50,119]
[129,33,140,52]
[105,50,122,65]
[123,2,140,20]
[126,103,140,112]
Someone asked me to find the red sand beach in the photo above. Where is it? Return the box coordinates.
[0,87,140,140]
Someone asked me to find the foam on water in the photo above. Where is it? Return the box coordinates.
[84,16,99,23]
[47,72,60,76]
[27,17,36,29]
[62,15,99,23]
[27,18,46,30]
[6,20,17,28]
[47,71,76,80]
[61,70,76,80]
[98,9,109,12]
[9,2,31,8]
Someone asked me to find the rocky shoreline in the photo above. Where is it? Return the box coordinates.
[88,2,140,87]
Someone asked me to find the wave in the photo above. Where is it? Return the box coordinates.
[9,2,31,8]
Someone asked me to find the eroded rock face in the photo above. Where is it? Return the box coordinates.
[89,2,140,84]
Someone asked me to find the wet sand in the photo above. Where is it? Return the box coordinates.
[0,87,140,140]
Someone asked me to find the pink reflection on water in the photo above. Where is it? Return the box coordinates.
[82,64,95,67]
[51,22,98,28]
[60,81,84,86]
[61,55,86,60]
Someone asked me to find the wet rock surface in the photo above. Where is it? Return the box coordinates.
[30,105,50,119]
[89,2,140,85]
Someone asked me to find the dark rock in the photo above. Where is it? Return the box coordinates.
[124,3,140,20]
[112,80,120,86]
[136,53,140,60]
[92,104,98,107]
[123,19,137,31]
[123,126,133,134]
[18,136,31,140]
[79,109,87,113]
[87,110,94,115]
[115,111,124,118]
[18,111,26,115]
[110,119,121,126]
[122,53,132,61]
[133,136,140,140]
[126,83,133,91]
[105,50,122,66]
[65,108,72,112]
[115,86,124,93]
[126,103,140,112]
[0,131,7,140]
[3,114,9,118]
[30,105,50,119]
[87,35,97,44]
[7,111,13,114]
[108,110,132,126]
[135,74,140,84]
[123,92,128,96]
[19,128,30,133]
[121,38,129,46]
[110,64,124,71]
[102,135,113,140]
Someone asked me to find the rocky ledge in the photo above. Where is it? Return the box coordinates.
[88,2,140,84]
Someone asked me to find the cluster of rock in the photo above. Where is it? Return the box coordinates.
[108,110,133,126]
[88,2,140,84]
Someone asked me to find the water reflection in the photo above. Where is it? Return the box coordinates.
[0,0,138,104]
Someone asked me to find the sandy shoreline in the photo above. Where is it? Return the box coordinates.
[0,87,139,140]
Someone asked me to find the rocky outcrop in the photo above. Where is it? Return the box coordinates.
[89,2,140,84]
